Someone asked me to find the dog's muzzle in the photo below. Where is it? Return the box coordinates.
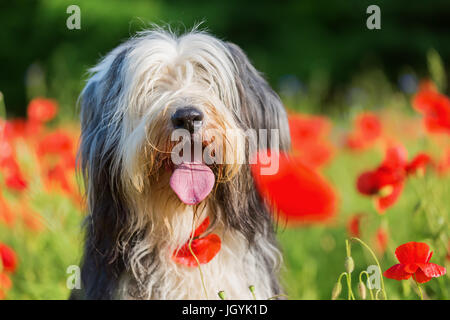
[169,106,214,205]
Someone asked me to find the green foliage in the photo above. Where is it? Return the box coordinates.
[1,0,450,116]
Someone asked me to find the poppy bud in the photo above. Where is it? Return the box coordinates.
[218,291,226,300]
[345,256,354,273]
[358,281,367,300]
[331,282,342,300]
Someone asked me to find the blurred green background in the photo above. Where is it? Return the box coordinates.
[1,0,449,300]
[1,0,449,118]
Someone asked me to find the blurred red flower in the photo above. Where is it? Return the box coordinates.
[172,217,221,267]
[3,119,42,140]
[46,164,73,194]
[37,131,73,156]
[251,151,337,224]
[347,214,364,238]
[289,114,334,169]
[27,98,58,123]
[345,112,382,150]
[0,273,12,300]
[0,243,18,273]
[384,242,446,283]
[0,195,15,227]
[413,81,450,134]
[375,227,389,255]
[357,146,407,212]
[357,146,433,212]
[289,113,331,143]
[5,171,27,192]
[405,153,432,176]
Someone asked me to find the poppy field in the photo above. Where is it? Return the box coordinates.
[1,63,450,300]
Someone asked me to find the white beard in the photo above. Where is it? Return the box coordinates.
[116,201,281,300]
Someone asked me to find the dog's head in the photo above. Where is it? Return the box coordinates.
[79,27,290,243]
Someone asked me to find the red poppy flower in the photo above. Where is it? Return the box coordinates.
[0,273,12,300]
[37,131,73,156]
[357,146,407,212]
[345,113,382,150]
[405,153,432,175]
[46,164,73,194]
[413,81,450,134]
[384,242,446,283]
[347,214,364,238]
[375,227,389,255]
[288,114,331,144]
[172,217,221,267]
[0,243,18,273]
[27,98,58,123]
[292,140,334,169]
[356,113,382,141]
[251,151,337,224]
[5,171,27,192]
[289,114,334,169]
[3,119,27,140]
[356,146,431,212]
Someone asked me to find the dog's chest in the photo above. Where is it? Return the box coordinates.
[118,234,275,300]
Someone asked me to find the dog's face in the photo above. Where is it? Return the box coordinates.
[79,28,290,232]
[113,31,246,203]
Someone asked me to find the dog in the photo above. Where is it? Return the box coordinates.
[75,26,291,300]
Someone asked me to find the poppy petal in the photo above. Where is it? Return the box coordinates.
[376,181,404,212]
[356,171,379,195]
[403,263,419,274]
[395,242,431,265]
[172,234,221,267]
[406,153,432,175]
[0,243,18,273]
[382,145,408,169]
[383,264,412,280]
[27,98,58,123]
[417,263,446,278]
[251,152,337,224]
[192,217,210,238]
[414,268,432,284]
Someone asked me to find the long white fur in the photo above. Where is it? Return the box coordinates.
[85,27,282,299]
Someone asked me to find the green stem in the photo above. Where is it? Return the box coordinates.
[412,274,424,300]
[336,272,354,300]
[249,285,256,300]
[416,281,423,300]
[350,237,387,300]
[187,218,208,299]
[345,240,356,300]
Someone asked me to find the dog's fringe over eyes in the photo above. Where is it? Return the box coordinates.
[75,25,291,300]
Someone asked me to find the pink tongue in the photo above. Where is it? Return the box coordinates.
[169,162,215,205]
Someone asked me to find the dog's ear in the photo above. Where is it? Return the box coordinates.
[226,42,291,152]
[78,47,131,299]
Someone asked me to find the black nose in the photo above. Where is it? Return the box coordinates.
[171,107,204,133]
